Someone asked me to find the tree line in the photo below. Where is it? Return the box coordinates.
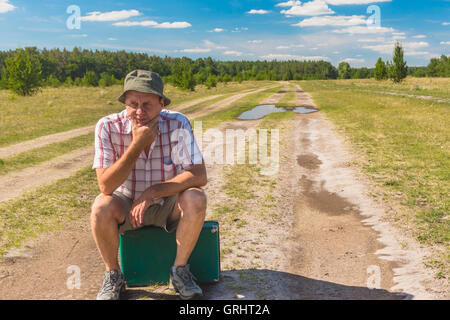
[0,45,448,96]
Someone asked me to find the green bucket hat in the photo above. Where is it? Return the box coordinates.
[118,69,171,106]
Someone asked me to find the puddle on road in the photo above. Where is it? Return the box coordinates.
[297,153,322,170]
[237,104,319,120]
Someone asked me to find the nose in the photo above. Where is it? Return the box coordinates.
[135,104,145,114]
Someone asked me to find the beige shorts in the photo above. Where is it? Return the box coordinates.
[96,191,179,234]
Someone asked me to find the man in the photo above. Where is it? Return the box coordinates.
[91,69,207,300]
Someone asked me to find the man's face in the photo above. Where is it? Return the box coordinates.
[125,90,164,127]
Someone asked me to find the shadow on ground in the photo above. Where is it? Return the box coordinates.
[124,269,411,300]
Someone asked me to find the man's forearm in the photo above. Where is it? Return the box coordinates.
[149,164,207,200]
[98,142,144,194]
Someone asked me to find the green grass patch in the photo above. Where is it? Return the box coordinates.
[0,133,94,176]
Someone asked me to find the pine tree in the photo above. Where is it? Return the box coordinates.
[390,42,408,83]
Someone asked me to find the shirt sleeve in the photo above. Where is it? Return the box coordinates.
[171,117,204,174]
[92,119,115,169]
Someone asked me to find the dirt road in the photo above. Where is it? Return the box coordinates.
[0,84,446,300]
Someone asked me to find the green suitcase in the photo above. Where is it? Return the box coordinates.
[119,220,220,287]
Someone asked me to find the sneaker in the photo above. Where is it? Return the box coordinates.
[170,264,203,300]
[96,269,126,300]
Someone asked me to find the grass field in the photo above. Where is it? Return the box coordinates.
[299,78,449,277]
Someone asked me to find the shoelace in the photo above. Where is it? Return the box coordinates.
[178,268,198,289]
[100,272,119,294]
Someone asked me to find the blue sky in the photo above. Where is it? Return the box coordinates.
[0,0,449,67]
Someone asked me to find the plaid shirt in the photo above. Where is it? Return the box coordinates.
[93,109,204,201]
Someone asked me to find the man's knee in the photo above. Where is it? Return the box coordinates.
[179,188,207,217]
[91,195,123,225]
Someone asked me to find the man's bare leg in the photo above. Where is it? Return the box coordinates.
[90,195,126,271]
[167,187,207,266]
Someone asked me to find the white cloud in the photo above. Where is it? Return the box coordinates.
[392,32,405,36]
[113,20,191,29]
[108,37,117,41]
[281,0,334,16]
[412,35,426,39]
[363,41,429,55]
[248,40,262,44]
[203,40,227,49]
[69,34,88,38]
[442,22,450,26]
[276,44,305,49]
[441,41,450,45]
[247,9,270,14]
[113,20,158,27]
[81,10,140,22]
[275,1,302,7]
[293,15,367,27]
[260,53,329,61]
[392,36,406,40]
[0,0,15,13]
[342,58,365,64]
[208,28,225,32]
[325,0,391,4]
[154,22,191,29]
[405,51,431,56]
[231,27,248,32]
[224,51,243,56]
[180,48,211,53]
[357,37,385,42]
[333,26,394,34]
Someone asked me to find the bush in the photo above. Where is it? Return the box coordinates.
[3,48,42,96]
[338,62,351,79]
[46,74,61,87]
[63,76,73,87]
[205,74,217,89]
[374,57,388,80]
[81,71,98,86]
[98,72,117,87]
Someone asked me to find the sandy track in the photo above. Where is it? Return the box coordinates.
[0,146,94,203]
[294,84,317,108]
[0,127,95,159]
[360,89,450,104]
[187,84,280,119]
